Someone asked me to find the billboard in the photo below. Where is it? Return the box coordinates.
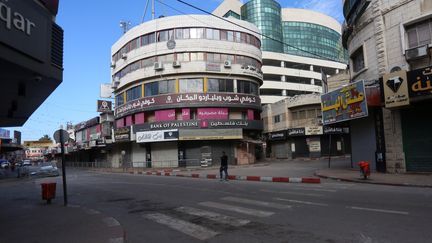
[321,80,368,125]
[97,100,112,113]
[0,129,10,139]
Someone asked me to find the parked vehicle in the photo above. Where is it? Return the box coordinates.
[0,160,11,169]
[31,162,59,177]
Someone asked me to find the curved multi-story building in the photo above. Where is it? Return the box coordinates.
[214,0,348,104]
[111,15,263,167]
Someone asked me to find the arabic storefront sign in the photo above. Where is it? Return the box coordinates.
[287,128,305,137]
[321,80,368,125]
[408,66,432,99]
[208,120,262,129]
[114,127,130,142]
[309,141,321,152]
[155,109,176,121]
[197,108,228,120]
[115,93,261,117]
[323,126,349,134]
[97,100,112,112]
[269,131,286,141]
[136,129,178,143]
[305,126,323,136]
[179,129,243,140]
[133,120,262,132]
[383,70,409,108]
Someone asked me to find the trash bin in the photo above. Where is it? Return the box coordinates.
[41,182,56,204]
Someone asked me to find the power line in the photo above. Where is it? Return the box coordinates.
[172,0,339,62]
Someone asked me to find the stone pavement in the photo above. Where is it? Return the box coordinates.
[0,177,125,243]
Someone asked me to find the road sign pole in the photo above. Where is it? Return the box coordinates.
[59,131,68,206]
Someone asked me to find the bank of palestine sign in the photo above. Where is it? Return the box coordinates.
[321,80,368,125]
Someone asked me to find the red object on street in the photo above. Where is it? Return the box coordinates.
[41,182,56,204]
[358,161,371,179]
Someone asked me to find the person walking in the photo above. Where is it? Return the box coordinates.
[220,151,228,181]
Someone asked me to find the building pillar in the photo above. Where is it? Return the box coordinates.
[310,65,314,71]
[335,69,340,74]
[281,61,285,68]
[311,78,315,85]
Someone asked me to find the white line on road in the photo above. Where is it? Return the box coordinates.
[347,206,409,215]
[102,217,121,227]
[221,196,291,209]
[260,189,324,197]
[199,201,274,217]
[175,206,250,227]
[288,187,337,193]
[144,213,219,241]
[275,198,328,207]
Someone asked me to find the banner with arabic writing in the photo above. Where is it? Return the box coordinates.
[407,66,432,99]
[321,80,368,125]
[115,93,260,118]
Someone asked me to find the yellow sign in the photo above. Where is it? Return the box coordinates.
[383,70,409,108]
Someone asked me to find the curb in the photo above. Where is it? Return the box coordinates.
[141,171,320,184]
[70,204,127,243]
[315,173,432,188]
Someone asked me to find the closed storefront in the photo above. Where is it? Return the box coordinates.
[401,102,432,172]
[151,142,178,168]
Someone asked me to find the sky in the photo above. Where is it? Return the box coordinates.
[7,0,344,142]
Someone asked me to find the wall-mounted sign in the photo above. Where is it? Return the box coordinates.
[136,129,178,143]
[309,141,321,152]
[133,120,263,132]
[179,129,242,140]
[0,0,49,62]
[408,66,432,100]
[115,93,261,117]
[97,100,112,112]
[383,70,409,108]
[287,128,305,137]
[269,131,286,141]
[114,127,130,142]
[321,80,368,125]
[206,63,221,72]
[74,117,99,131]
[323,126,349,134]
[305,126,323,136]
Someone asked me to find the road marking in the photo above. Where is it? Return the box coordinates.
[144,213,219,240]
[109,238,124,243]
[275,198,328,207]
[221,196,291,209]
[175,206,250,227]
[287,187,337,192]
[260,189,324,197]
[199,201,274,217]
[347,206,409,215]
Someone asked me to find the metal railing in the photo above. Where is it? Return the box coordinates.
[65,159,202,170]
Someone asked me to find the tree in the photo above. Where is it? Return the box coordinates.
[39,135,52,142]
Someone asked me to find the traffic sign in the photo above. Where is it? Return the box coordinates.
[53,129,69,144]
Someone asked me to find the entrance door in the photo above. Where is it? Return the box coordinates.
[402,103,432,172]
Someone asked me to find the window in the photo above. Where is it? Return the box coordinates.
[406,20,432,48]
[148,32,156,44]
[159,80,176,94]
[116,93,124,106]
[351,47,365,73]
[176,53,190,62]
[190,52,204,61]
[175,28,183,39]
[179,78,203,93]
[273,115,281,123]
[227,31,234,41]
[145,82,158,96]
[183,28,190,39]
[206,28,213,39]
[207,53,221,63]
[157,30,168,42]
[190,28,204,39]
[208,79,234,92]
[126,85,142,102]
[237,80,251,94]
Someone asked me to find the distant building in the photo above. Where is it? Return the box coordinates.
[23,140,54,161]
[213,0,347,104]
[110,15,263,167]
[262,94,350,159]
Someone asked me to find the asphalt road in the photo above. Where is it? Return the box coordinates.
[54,169,432,243]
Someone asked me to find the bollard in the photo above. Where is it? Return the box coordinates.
[41,182,56,204]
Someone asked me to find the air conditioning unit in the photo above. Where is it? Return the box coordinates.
[172,60,181,68]
[154,61,164,71]
[112,81,120,89]
[121,53,127,59]
[405,45,429,61]
[224,60,231,68]
[110,62,116,68]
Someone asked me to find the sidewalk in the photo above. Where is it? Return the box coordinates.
[95,158,432,188]
[0,178,125,243]
[315,168,432,188]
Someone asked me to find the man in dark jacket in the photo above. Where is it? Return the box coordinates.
[220,151,228,181]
